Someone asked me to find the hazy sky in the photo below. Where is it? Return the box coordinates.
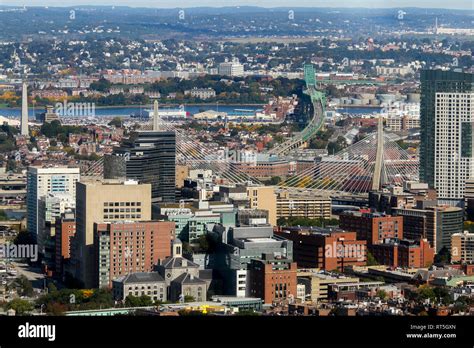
[0,0,472,10]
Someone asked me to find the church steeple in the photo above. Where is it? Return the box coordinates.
[172,238,182,257]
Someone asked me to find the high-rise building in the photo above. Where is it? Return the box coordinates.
[370,238,434,268]
[26,167,80,244]
[55,212,76,278]
[420,70,474,203]
[94,220,175,288]
[38,192,75,269]
[105,131,176,203]
[21,82,29,136]
[72,180,152,288]
[393,205,463,253]
[246,186,277,226]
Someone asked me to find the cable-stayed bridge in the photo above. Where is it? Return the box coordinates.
[83,65,419,195]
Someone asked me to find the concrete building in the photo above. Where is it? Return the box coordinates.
[211,224,293,297]
[297,270,359,302]
[420,70,474,204]
[247,254,297,304]
[276,191,331,221]
[72,180,151,288]
[94,220,175,288]
[246,186,277,226]
[113,272,167,302]
[452,231,474,264]
[393,205,463,253]
[38,193,75,270]
[218,60,244,77]
[26,167,80,247]
[161,207,221,243]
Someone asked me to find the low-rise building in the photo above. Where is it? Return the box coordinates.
[452,231,474,264]
[112,272,167,302]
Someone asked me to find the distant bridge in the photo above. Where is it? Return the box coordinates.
[268,64,326,156]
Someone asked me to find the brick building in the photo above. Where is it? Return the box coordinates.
[339,211,403,245]
[94,220,175,288]
[247,254,297,304]
[54,212,76,277]
[275,227,367,271]
[370,238,434,268]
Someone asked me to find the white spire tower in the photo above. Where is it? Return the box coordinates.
[20,82,29,136]
[153,100,160,131]
[371,115,384,191]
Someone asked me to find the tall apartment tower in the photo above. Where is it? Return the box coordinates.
[104,131,176,203]
[26,167,80,247]
[21,82,29,136]
[420,70,474,204]
[72,180,152,288]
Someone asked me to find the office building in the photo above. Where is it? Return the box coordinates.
[370,238,434,268]
[393,205,463,252]
[94,220,174,288]
[275,227,367,271]
[339,211,403,245]
[26,167,80,245]
[451,231,474,264]
[211,224,293,297]
[55,212,75,277]
[420,70,474,203]
[38,193,75,271]
[276,191,331,221]
[247,254,297,304]
[105,131,176,203]
[246,186,277,226]
[297,270,360,302]
[218,60,244,77]
[72,180,151,288]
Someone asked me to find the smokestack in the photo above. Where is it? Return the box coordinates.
[153,100,159,131]
[21,82,28,136]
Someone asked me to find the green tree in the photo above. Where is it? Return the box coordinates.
[6,298,34,315]
[418,285,436,302]
[17,276,34,297]
[184,295,195,302]
[376,289,387,300]
[366,252,379,266]
[108,117,123,128]
[269,176,281,185]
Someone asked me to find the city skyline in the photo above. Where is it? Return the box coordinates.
[1,0,473,10]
